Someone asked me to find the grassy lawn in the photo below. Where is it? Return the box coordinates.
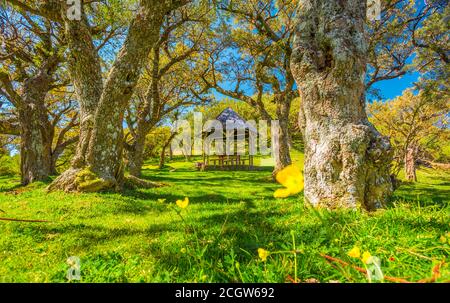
[0,155,449,283]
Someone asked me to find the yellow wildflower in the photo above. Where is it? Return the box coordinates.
[440,235,447,243]
[274,165,304,198]
[176,197,189,209]
[348,246,361,258]
[362,251,372,264]
[274,188,291,198]
[258,248,270,262]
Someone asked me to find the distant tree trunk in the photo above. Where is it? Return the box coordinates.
[290,0,393,210]
[159,147,167,169]
[128,132,147,178]
[182,147,191,162]
[127,47,160,178]
[159,132,177,169]
[50,134,79,175]
[274,99,292,174]
[405,144,418,182]
[50,153,59,176]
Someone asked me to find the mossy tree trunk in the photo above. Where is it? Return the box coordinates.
[18,104,52,185]
[1,53,77,185]
[10,57,59,185]
[290,0,393,210]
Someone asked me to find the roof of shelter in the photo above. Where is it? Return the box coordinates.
[213,107,258,134]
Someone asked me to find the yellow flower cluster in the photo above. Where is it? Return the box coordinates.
[258,248,270,262]
[273,165,304,198]
[348,246,372,264]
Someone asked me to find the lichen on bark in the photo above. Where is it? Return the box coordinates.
[290,0,393,211]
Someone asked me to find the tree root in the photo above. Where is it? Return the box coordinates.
[47,168,114,192]
[48,168,166,192]
[124,175,166,189]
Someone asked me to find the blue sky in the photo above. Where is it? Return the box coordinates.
[372,72,419,100]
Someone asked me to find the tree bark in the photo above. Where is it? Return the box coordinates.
[50,1,187,192]
[159,132,177,169]
[128,132,147,178]
[18,106,52,185]
[17,57,58,185]
[127,47,161,177]
[273,99,292,174]
[290,0,393,210]
[405,144,418,182]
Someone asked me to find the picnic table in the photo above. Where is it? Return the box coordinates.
[206,155,254,170]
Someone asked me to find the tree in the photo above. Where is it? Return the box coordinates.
[411,1,449,101]
[20,0,191,192]
[290,0,393,210]
[206,0,299,174]
[369,90,449,181]
[124,2,212,177]
[0,6,77,184]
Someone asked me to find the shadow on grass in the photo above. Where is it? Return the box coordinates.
[393,181,450,208]
[120,189,256,206]
[0,176,54,193]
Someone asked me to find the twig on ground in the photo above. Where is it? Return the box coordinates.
[320,253,412,283]
[0,217,50,223]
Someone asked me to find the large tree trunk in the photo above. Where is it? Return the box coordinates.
[48,7,104,192]
[18,58,58,185]
[405,144,418,182]
[274,100,292,174]
[290,0,393,210]
[50,153,59,176]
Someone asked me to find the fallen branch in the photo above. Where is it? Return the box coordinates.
[320,253,412,283]
[0,217,50,223]
[418,261,444,283]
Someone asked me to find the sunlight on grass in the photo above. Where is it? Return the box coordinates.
[0,155,448,282]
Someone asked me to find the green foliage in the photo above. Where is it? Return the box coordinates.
[0,154,19,176]
[143,127,173,159]
[413,3,450,100]
[369,89,450,173]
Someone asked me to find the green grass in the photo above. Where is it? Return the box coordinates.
[0,155,449,283]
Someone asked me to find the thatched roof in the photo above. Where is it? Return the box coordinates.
[213,107,258,134]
